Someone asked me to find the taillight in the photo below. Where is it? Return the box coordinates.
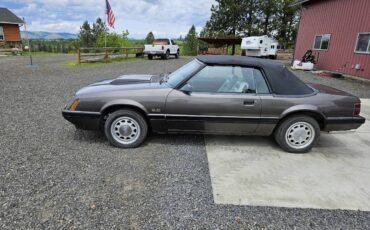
[354,103,361,116]
[162,45,164,50]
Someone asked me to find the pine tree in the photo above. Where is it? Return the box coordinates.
[273,0,299,48]
[203,0,300,50]
[184,25,198,56]
[206,0,249,54]
[259,0,278,35]
[92,18,108,45]
[78,21,93,47]
[145,32,155,44]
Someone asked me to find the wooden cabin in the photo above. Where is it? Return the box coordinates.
[0,7,24,49]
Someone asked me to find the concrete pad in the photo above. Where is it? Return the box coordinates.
[206,99,370,211]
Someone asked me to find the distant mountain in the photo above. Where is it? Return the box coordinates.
[21,31,78,40]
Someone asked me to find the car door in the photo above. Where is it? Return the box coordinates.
[165,65,262,134]
[170,40,177,54]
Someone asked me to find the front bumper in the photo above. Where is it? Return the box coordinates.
[62,110,101,130]
[324,116,366,131]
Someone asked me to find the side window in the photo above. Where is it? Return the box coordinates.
[355,33,370,53]
[314,34,331,50]
[185,66,256,94]
[0,26,4,40]
[253,69,270,94]
[171,40,176,45]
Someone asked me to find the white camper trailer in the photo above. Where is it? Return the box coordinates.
[241,35,278,59]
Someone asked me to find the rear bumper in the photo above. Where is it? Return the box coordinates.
[62,110,101,130]
[144,51,165,55]
[324,116,366,131]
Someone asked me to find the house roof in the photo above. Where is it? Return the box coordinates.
[0,7,24,24]
[292,0,311,6]
[292,0,330,6]
[196,55,314,95]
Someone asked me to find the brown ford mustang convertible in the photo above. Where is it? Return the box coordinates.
[62,55,365,153]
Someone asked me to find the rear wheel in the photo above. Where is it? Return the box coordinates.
[104,109,148,148]
[274,115,320,153]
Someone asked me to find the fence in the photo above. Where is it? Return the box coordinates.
[0,48,23,56]
[77,47,144,64]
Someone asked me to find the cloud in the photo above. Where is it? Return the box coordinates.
[1,0,215,38]
[29,21,81,32]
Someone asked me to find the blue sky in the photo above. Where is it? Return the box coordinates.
[1,0,215,39]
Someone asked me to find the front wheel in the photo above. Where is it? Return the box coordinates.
[148,54,153,60]
[274,115,320,153]
[104,109,148,148]
[175,50,180,59]
[164,50,170,60]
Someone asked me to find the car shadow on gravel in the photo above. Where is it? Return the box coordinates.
[72,129,106,143]
[147,133,205,146]
[70,129,206,148]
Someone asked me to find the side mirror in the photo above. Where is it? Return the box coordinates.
[180,83,193,95]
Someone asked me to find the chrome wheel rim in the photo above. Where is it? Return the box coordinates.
[285,122,315,149]
[111,116,141,145]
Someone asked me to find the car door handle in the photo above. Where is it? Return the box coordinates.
[243,100,255,106]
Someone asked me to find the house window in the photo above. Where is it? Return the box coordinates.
[313,34,331,50]
[355,33,370,54]
[0,26,4,40]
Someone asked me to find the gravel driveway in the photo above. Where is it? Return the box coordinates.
[1,55,369,229]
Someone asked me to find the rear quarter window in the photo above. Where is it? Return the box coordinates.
[253,69,270,94]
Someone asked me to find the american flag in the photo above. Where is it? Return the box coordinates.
[105,0,115,28]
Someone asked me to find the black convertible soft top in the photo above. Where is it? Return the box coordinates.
[196,55,314,95]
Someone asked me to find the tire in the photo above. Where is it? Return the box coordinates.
[175,49,180,59]
[148,54,153,60]
[164,50,170,60]
[104,109,148,148]
[274,115,320,153]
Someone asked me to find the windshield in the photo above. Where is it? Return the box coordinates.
[167,60,204,87]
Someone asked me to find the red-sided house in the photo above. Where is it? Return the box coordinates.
[294,0,370,79]
[0,7,24,49]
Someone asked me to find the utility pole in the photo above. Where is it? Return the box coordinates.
[23,17,33,66]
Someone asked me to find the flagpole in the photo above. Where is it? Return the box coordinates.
[23,17,33,66]
[104,5,107,48]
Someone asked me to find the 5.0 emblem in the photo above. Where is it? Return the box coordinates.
[151,108,161,112]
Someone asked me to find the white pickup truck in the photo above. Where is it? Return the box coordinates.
[144,39,179,60]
